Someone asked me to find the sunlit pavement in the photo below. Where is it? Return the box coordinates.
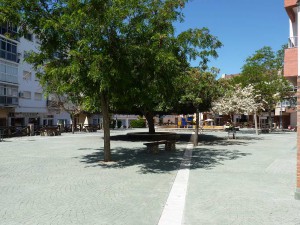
[0,129,299,224]
[184,131,300,225]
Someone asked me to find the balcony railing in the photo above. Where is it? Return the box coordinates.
[288,36,298,48]
[0,96,18,106]
[0,72,18,84]
[0,36,20,63]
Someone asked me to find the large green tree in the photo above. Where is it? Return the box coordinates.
[111,4,222,134]
[179,67,220,146]
[0,0,222,160]
[0,0,135,161]
[234,46,292,130]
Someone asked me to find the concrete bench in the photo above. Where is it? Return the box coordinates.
[260,128,270,134]
[143,140,176,154]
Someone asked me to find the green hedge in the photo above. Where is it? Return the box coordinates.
[130,119,146,128]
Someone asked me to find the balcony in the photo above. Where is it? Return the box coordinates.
[0,50,19,63]
[0,23,18,41]
[0,96,18,106]
[285,0,297,22]
[0,72,18,84]
[284,47,298,84]
[288,36,298,48]
[0,37,19,63]
[285,0,297,7]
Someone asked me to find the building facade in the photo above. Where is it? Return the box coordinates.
[0,22,71,130]
[284,0,300,199]
[0,23,19,126]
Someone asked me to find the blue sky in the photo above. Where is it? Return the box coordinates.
[175,0,289,78]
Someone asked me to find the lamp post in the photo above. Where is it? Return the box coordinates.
[279,101,283,130]
[115,115,118,129]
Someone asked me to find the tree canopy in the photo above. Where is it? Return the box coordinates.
[110,5,222,133]
[177,67,220,145]
[179,67,220,111]
[0,0,222,160]
[232,46,292,128]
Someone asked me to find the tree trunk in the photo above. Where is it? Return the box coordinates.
[71,114,75,134]
[268,110,273,132]
[145,111,155,134]
[100,92,111,162]
[254,112,259,135]
[194,109,199,146]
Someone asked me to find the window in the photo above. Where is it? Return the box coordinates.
[0,85,18,103]
[93,119,100,125]
[0,86,4,96]
[22,91,31,99]
[23,71,32,81]
[0,61,18,83]
[0,37,18,62]
[11,88,18,97]
[43,119,53,126]
[5,87,12,96]
[24,33,33,41]
[34,92,42,100]
[0,22,18,39]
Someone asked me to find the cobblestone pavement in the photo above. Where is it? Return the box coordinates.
[1,129,300,225]
[183,131,300,225]
[0,129,187,225]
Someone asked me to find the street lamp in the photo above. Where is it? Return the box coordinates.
[279,101,283,130]
[115,115,118,129]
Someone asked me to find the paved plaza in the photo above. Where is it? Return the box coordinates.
[0,129,300,225]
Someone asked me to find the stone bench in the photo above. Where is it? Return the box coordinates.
[143,140,176,154]
[260,128,270,134]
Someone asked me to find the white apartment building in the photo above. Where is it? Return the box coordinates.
[0,22,71,128]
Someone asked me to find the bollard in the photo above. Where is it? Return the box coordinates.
[29,124,34,136]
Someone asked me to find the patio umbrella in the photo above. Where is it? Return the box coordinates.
[84,116,89,125]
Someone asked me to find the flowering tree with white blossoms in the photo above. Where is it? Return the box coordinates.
[212,84,265,134]
[237,46,293,130]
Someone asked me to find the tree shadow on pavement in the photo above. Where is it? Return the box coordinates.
[110,132,262,146]
[190,148,251,170]
[78,147,184,174]
[195,134,262,146]
[78,144,251,174]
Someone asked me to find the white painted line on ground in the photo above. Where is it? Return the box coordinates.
[158,143,193,225]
